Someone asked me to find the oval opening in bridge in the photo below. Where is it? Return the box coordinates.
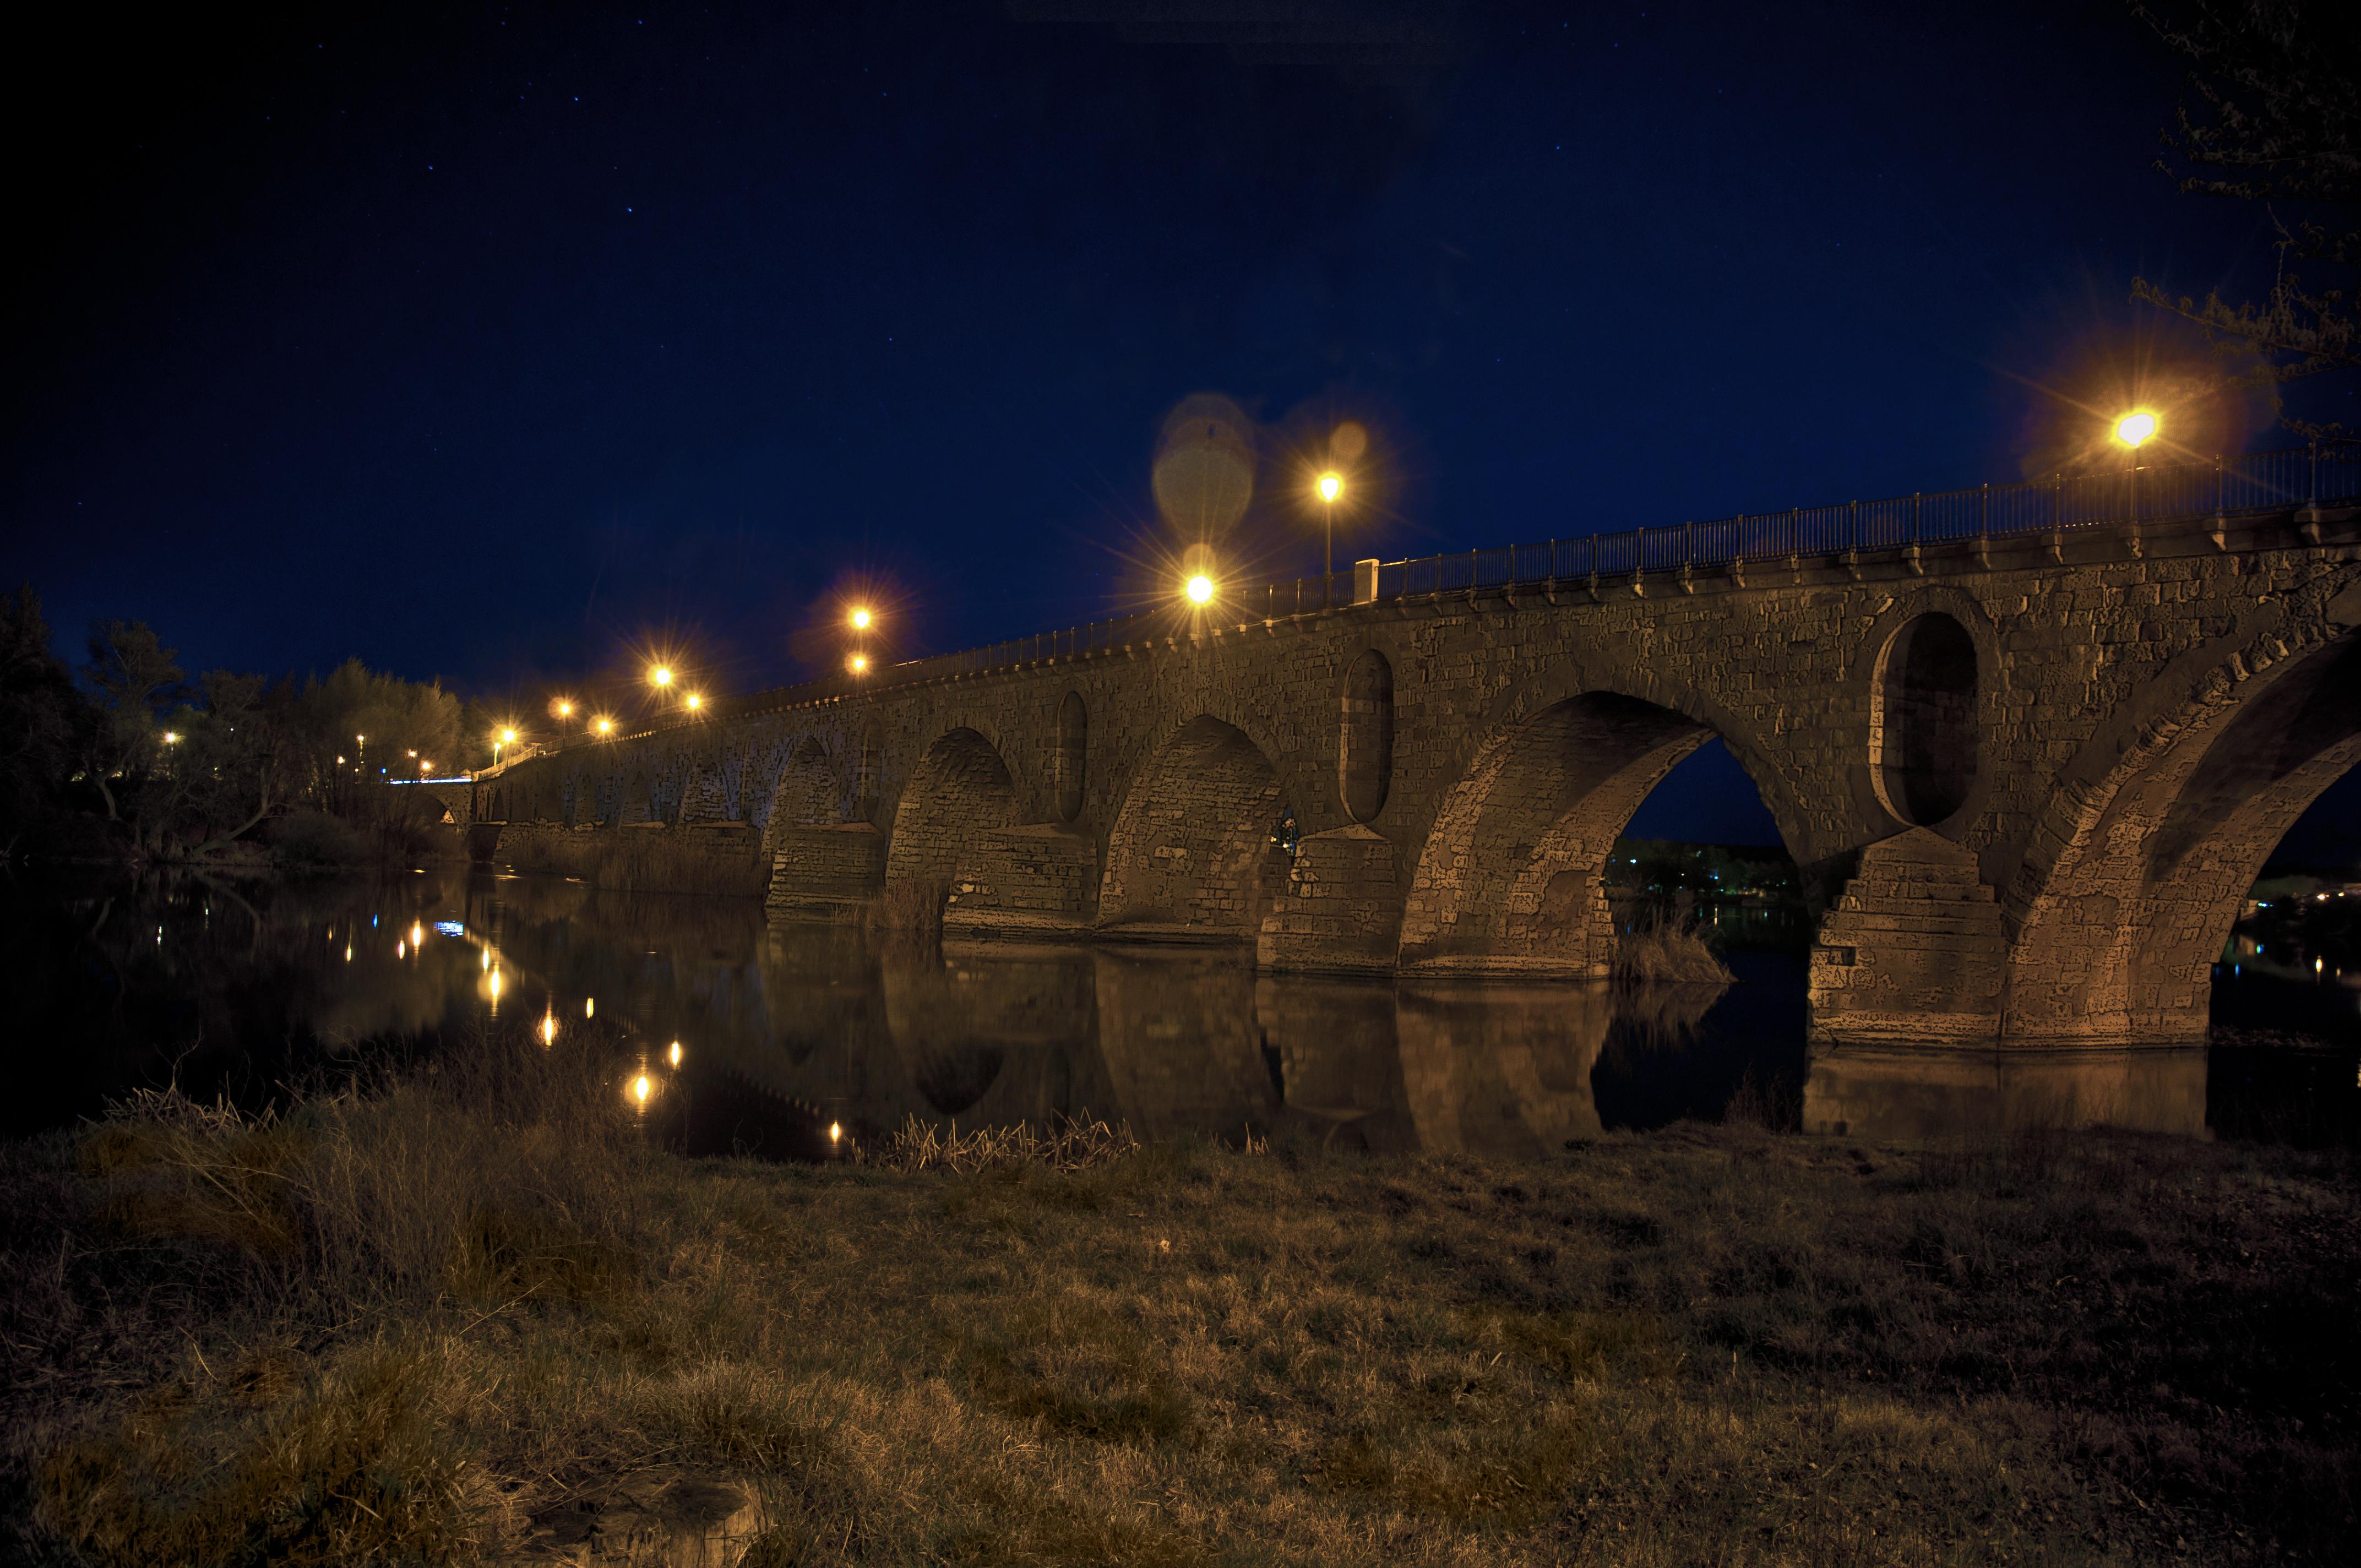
[1339,650,1394,823]
[1874,613,1978,826]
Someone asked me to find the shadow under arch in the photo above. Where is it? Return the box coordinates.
[2005,628,2361,1043]
[1096,715,1288,941]
[1399,689,1796,977]
[886,728,1020,886]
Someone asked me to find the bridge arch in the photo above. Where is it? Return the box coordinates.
[763,738,840,850]
[1098,714,1290,939]
[885,727,1020,886]
[1398,690,1723,976]
[2004,617,2361,1042]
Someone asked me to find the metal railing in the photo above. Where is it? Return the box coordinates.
[528,440,2357,754]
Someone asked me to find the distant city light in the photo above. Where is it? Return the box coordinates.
[2114,411,2157,448]
[1185,573,1214,605]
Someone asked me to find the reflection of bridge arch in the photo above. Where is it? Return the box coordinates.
[1098,716,1289,940]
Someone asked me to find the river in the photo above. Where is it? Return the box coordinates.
[6,864,2354,1152]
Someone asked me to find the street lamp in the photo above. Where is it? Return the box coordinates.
[1185,573,1215,606]
[594,716,615,737]
[554,699,574,720]
[1315,470,1345,593]
[847,652,871,676]
[2114,411,2157,449]
[848,606,873,631]
[494,727,518,766]
[649,665,673,689]
[683,692,703,712]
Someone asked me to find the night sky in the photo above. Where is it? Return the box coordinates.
[6,2,2353,850]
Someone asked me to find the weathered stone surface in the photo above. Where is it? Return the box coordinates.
[472,508,2361,1045]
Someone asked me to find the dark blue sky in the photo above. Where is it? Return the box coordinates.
[5,2,2350,850]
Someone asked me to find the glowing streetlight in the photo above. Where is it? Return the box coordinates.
[631,1074,652,1108]
[538,1012,558,1047]
[493,726,518,766]
[683,692,702,711]
[554,700,574,719]
[847,652,871,676]
[828,1120,842,1147]
[849,606,873,631]
[2114,411,2157,449]
[668,1040,683,1068]
[1314,469,1346,589]
[1185,573,1215,606]
[650,665,673,688]
[594,716,615,737]
[161,730,180,745]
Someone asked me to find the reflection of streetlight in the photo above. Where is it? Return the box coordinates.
[1185,573,1215,606]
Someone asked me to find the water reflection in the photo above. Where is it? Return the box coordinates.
[1802,1047,2211,1140]
[4,864,2354,1151]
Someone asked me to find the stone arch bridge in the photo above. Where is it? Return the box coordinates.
[460,482,2361,1049]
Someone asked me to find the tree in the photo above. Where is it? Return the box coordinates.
[2131,1,2361,434]
[80,619,185,824]
[0,587,89,852]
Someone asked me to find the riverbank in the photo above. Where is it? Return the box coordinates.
[3,1042,2355,1565]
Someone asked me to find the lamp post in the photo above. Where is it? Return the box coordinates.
[1315,470,1344,603]
[2115,411,2157,522]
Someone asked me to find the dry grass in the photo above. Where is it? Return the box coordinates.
[874,1114,1140,1174]
[500,827,768,896]
[863,878,948,945]
[3,1039,2358,1566]
[1613,912,1736,987]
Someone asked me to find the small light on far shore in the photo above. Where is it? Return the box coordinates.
[668,1041,683,1068]
[632,1074,652,1109]
[539,1012,558,1047]
[585,997,596,1017]
[828,1120,842,1147]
